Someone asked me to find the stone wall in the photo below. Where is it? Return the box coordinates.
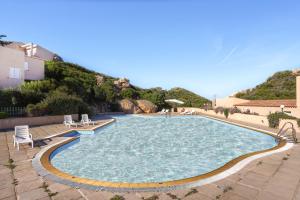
[0,114,78,130]
[178,107,269,127]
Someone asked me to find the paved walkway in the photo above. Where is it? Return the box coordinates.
[0,116,300,200]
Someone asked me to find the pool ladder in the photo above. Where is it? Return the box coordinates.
[277,122,298,143]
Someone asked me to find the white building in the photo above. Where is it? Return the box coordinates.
[0,42,56,89]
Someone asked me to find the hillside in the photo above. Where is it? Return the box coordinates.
[166,87,210,107]
[235,70,300,100]
[0,61,210,115]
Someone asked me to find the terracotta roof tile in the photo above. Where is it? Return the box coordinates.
[234,99,296,108]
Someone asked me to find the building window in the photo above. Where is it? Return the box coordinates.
[24,62,29,71]
[26,49,32,56]
[9,67,21,79]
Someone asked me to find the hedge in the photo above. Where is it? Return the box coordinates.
[267,112,297,128]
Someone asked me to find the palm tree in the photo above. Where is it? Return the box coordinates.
[0,35,12,46]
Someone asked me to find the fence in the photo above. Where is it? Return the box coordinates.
[0,107,26,117]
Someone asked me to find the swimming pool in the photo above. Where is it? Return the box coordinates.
[50,115,278,184]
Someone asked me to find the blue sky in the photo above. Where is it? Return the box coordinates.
[2,0,300,99]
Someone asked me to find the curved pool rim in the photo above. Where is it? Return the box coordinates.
[37,115,288,191]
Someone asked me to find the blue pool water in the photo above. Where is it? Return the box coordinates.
[51,115,277,183]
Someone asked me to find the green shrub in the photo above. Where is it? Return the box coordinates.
[267,112,297,128]
[26,93,91,116]
[109,103,120,112]
[0,112,9,119]
[139,88,168,110]
[26,103,48,117]
[120,88,138,99]
[224,108,229,118]
[229,107,241,114]
[42,93,90,115]
[214,107,224,114]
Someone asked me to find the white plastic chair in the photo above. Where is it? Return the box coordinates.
[13,126,33,151]
[158,109,166,114]
[81,114,95,126]
[191,109,196,115]
[64,115,78,128]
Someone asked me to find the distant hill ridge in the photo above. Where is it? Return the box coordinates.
[166,87,210,107]
[235,70,300,100]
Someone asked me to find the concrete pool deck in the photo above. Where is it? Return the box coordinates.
[0,115,300,200]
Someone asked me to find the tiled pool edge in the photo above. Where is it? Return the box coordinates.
[32,116,294,192]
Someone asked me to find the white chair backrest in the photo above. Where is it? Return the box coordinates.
[64,115,73,123]
[81,114,89,122]
[15,126,30,138]
[161,109,165,112]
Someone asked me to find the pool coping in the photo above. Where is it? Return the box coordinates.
[32,115,294,192]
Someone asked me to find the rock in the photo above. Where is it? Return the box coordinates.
[136,100,157,113]
[95,75,105,86]
[114,78,130,89]
[118,99,143,114]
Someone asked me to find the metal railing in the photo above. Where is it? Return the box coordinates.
[0,107,26,117]
[277,122,298,143]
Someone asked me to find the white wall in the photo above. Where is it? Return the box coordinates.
[24,57,45,80]
[0,46,25,88]
[215,97,249,108]
[178,107,269,127]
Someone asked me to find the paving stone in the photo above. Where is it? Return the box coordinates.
[196,184,222,199]
[253,162,279,177]
[159,188,193,199]
[51,188,82,200]
[263,180,296,200]
[82,191,114,200]
[123,193,143,200]
[183,192,212,200]
[230,183,259,200]
[15,178,43,194]
[0,186,15,199]
[222,192,248,200]
[0,167,12,175]
[13,161,32,172]
[256,191,284,200]
[36,197,51,200]
[48,183,71,193]
[0,196,16,200]
[239,171,269,189]
[0,174,14,189]
[14,170,39,183]
[294,187,300,200]
[17,188,48,200]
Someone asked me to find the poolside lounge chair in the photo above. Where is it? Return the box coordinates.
[64,115,78,128]
[180,110,189,115]
[13,125,34,151]
[191,109,196,115]
[181,109,196,115]
[81,114,95,126]
[158,109,166,114]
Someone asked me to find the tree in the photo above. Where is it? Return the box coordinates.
[0,35,12,46]
[120,88,138,99]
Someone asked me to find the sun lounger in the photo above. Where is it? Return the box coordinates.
[158,109,166,114]
[13,125,34,150]
[81,114,95,126]
[64,115,78,128]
